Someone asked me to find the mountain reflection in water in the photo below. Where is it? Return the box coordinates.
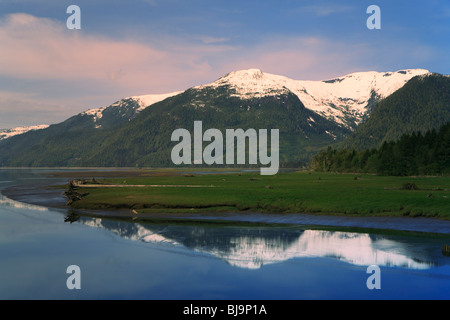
[71,214,436,270]
[0,194,48,212]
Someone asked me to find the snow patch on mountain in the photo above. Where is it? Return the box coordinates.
[296,69,429,126]
[0,125,49,141]
[82,107,107,122]
[129,91,183,112]
[195,69,292,98]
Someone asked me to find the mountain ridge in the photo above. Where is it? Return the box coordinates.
[1,68,428,137]
[0,68,446,168]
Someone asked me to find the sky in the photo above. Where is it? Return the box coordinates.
[1,0,450,128]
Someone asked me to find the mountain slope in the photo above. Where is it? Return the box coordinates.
[0,92,181,166]
[74,91,182,130]
[341,73,450,150]
[81,87,350,167]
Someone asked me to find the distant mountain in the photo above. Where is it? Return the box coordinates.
[0,93,181,142]
[0,68,442,168]
[77,92,183,130]
[0,92,181,166]
[341,73,450,150]
[0,125,49,142]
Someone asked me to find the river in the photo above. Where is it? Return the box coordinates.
[0,169,449,300]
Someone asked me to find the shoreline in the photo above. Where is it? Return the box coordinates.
[3,182,450,235]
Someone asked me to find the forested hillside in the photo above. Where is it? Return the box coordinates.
[341,74,450,150]
[311,122,450,176]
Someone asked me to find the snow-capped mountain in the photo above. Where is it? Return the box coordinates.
[0,125,49,142]
[0,93,182,141]
[80,91,182,128]
[196,68,430,129]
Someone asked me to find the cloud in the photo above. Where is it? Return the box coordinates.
[0,13,239,126]
[294,4,355,17]
[193,35,230,44]
[205,36,375,81]
[1,13,361,91]
[0,13,227,93]
[0,91,78,128]
[0,13,433,90]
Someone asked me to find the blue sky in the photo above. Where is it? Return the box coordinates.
[1,0,449,128]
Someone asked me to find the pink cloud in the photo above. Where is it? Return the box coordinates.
[207,36,373,82]
[0,13,405,97]
[0,14,220,94]
[0,13,372,94]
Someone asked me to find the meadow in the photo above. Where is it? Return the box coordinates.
[67,170,450,220]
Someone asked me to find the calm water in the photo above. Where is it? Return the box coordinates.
[0,169,449,300]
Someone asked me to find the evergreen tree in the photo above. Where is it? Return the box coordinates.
[311,122,450,176]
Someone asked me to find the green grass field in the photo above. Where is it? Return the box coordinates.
[68,170,450,219]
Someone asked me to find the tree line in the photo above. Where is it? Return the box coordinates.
[311,122,450,176]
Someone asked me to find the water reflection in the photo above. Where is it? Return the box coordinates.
[69,214,439,270]
[64,210,80,223]
[0,194,48,212]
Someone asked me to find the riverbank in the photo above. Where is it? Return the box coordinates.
[2,169,450,234]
